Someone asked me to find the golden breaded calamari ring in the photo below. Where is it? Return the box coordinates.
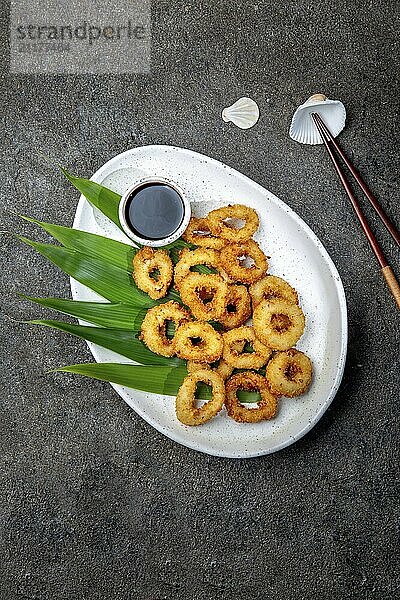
[133,247,173,300]
[218,285,251,330]
[174,247,228,289]
[182,217,226,250]
[225,372,278,423]
[174,321,223,363]
[266,349,312,397]
[253,299,305,350]
[207,204,259,241]
[179,273,228,320]
[219,240,268,284]
[140,301,191,357]
[176,369,225,426]
[249,275,299,308]
[222,326,272,369]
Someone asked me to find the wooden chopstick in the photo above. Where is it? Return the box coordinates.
[311,112,400,309]
[313,113,400,247]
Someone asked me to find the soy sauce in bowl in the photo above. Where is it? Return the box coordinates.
[118,178,191,247]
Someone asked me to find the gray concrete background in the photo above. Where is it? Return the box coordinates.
[1,1,399,598]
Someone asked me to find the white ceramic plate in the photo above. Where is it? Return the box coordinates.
[71,145,347,458]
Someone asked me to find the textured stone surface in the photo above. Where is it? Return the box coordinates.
[1,1,399,599]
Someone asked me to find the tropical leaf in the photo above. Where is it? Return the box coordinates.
[18,237,155,306]
[20,216,136,270]
[53,363,188,397]
[21,218,187,292]
[30,319,184,366]
[19,296,141,329]
[61,168,122,228]
[18,226,180,304]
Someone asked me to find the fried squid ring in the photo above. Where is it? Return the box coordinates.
[249,275,299,308]
[208,204,259,241]
[179,273,228,320]
[219,240,268,284]
[222,326,272,369]
[176,369,225,426]
[182,217,226,250]
[140,301,191,357]
[253,299,305,350]
[219,285,251,330]
[225,372,278,423]
[174,321,223,362]
[174,248,229,289]
[132,247,173,300]
[266,349,313,397]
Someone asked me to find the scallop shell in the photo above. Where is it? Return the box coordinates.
[289,94,346,145]
[222,97,260,129]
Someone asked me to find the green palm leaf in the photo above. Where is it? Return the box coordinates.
[61,168,122,228]
[20,216,136,269]
[31,319,184,366]
[20,296,141,329]
[18,237,155,306]
[53,363,188,397]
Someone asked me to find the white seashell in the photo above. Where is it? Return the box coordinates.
[289,94,346,145]
[222,97,260,129]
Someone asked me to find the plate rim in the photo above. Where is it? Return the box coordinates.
[71,144,348,458]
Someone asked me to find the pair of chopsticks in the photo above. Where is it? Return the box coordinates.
[311,113,400,309]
